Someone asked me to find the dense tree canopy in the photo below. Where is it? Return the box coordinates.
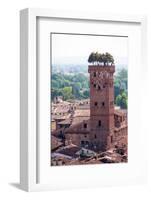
[51,67,127,109]
[51,73,89,101]
[116,91,128,109]
[88,52,114,66]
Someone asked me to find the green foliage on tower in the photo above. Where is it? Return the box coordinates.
[88,52,114,66]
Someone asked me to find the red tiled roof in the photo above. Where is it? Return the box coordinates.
[114,109,127,117]
[51,135,63,151]
[56,145,81,158]
[58,118,71,125]
[73,109,90,117]
[65,118,90,134]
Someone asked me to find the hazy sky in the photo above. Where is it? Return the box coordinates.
[51,33,128,66]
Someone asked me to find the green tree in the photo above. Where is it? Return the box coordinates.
[88,52,114,66]
[88,52,96,65]
[114,80,121,100]
[62,87,73,100]
[51,88,63,100]
[98,53,103,65]
[83,89,90,98]
[116,94,122,106]
[116,68,127,81]
[116,92,127,109]
[114,68,128,101]
[72,83,81,99]
[95,52,100,65]
[105,52,114,65]
[63,80,70,87]
[51,80,59,88]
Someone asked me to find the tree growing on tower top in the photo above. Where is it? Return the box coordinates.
[88,52,114,66]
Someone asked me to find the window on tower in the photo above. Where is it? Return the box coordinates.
[84,123,87,128]
[98,120,102,127]
[102,102,105,106]
[94,84,96,88]
[94,102,98,106]
[93,72,96,77]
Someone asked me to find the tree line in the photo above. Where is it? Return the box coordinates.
[114,69,128,109]
[51,73,89,101]
[51,68,128,109]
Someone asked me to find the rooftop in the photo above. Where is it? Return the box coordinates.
[51,135,63,151]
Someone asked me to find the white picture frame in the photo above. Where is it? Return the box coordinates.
[20,8,147,192]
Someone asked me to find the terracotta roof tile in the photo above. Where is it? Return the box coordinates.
[51,135,63,151]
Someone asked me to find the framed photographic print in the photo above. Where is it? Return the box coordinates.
[20,8,147,191]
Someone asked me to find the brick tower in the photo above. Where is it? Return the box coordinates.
[88,65,115,151]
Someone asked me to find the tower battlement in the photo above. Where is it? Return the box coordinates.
[88,65,115,73]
